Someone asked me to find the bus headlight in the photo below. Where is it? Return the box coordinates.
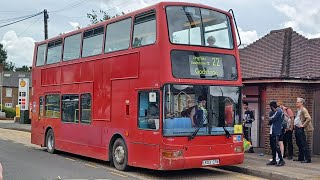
[234,146,243,153]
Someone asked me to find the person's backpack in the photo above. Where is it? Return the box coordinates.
[281,109,290,129]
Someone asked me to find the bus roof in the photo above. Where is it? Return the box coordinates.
[35,1,230,45]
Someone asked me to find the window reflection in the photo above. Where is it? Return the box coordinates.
[163,84,241,136]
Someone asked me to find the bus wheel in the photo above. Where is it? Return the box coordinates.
[112,138,128,171]
[46,129,56,154]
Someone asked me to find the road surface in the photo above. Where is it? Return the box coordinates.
[0,128,265,180]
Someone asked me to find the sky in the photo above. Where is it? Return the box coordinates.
[1,0,320,67]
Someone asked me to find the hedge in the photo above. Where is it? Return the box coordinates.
[1,105,16,118]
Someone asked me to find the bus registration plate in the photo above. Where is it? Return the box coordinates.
[202,159,219,166]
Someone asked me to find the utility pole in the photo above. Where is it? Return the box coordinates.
[44,9,49,40]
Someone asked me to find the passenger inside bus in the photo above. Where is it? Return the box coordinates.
[133,37,142,47]
[207,36,216,47]
[189,95,208,127]
[224,98,234,127]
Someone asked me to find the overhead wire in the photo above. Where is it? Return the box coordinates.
[50,0,90,13]
[0,13,40,24]
[18,15,42,37]
[0,11,43,29]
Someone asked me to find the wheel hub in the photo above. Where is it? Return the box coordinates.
[48,135,53,150]
[114,146,125,164]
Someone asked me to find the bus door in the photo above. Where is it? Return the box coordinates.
[31,96,45,145]
[134,90,161,169]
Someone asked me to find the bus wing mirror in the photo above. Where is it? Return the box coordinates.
[149,92,157,103]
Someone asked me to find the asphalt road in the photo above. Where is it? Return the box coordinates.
[0,128,265,180]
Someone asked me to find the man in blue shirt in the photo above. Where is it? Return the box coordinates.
[267,101,285,166]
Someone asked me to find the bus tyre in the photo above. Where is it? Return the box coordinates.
[112,138,128,171]
[46,129,56,154]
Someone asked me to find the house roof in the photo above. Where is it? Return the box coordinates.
[2,71,32,87]
[240,28,320,80]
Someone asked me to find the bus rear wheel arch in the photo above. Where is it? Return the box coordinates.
[112,138,129,171]
[45,128,56,154]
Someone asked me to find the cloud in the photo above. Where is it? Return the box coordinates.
[1,31,35,67]
[238,28,259,46]
[272,0,320,38]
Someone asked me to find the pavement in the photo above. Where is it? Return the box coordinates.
[219,151,320,180]
[0,120,31,132]
[1,120,320,180]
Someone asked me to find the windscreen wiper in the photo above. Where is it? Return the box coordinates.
[212,112,231,138]
[188,119,206,141]
[223,126,231,138]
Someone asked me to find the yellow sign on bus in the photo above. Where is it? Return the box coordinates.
[234,124,243,134]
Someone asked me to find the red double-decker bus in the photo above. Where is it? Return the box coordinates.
[31,2,244,171]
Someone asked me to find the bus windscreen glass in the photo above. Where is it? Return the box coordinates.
[166,6,234,49]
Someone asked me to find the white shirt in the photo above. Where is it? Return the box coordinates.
[294,109,302,126]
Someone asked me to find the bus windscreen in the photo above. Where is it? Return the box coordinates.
[166,6,234,49]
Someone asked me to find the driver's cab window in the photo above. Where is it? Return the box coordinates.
[138,91,159,130]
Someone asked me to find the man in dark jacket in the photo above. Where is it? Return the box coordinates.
[267,101,285,166]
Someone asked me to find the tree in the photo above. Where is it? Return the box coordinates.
[0,43,16,71]
[15,65,32,72]
[0,43,7,64]
[87,10,125,24]
[4,61,15,71]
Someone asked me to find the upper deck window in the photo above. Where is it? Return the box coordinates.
[36,44,47,66]
[105,18,131,53]
[47,39,62,64]
[166,6,234,49]
[132,10,156,47]
[82,26,104,57]
[63,33,81,61]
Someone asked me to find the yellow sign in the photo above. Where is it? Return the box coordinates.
[234,124,243,134]
[20,79,26,87]
[16,105,20,118]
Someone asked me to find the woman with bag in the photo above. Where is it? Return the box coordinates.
[278,101,294,160]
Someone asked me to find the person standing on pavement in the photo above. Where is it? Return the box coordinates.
[267,101,285,166]
[0,163,2,180]
[293,97,313,163]
[243,101,255,153]
[278,101,294,160]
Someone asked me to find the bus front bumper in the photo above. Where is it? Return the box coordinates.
[159,153,244,170]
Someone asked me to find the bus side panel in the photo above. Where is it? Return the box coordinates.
[93,60,111,121]
[61,63,81,84]
[41,67,61,85]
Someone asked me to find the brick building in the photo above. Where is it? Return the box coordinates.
[1,71,32,109]
[240,27,320,155]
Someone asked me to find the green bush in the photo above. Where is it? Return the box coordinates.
[1,105,16,118]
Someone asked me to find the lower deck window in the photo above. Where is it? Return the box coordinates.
[62,95,79,123]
